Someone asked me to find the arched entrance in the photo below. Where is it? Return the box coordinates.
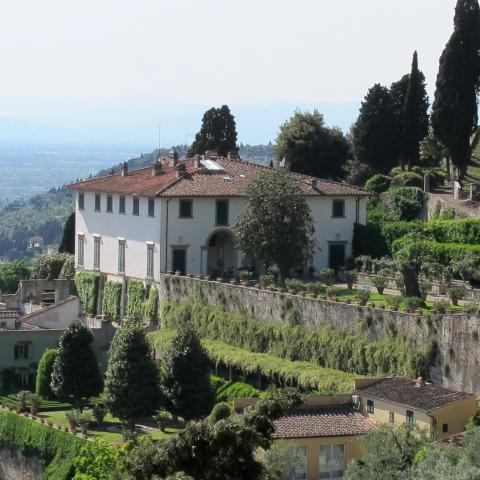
[206,230,236,277]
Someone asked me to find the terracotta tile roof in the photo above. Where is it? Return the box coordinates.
[67,157,370,198]
[272,406,375,439]
[355,377,474,412]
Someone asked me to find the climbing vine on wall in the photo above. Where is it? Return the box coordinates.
[126,279,145,323]
[144,286,159,324]
[74,272,100,316]
[102,281,122,322]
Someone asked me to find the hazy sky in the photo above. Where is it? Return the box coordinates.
[0,0,460,144]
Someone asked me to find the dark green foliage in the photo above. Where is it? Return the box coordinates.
[51,321,102,408]
[420,127,448,167]
[0,409,86,480]
[144,286,159,323]
[160,299,434,379]
[391,172,423,188]
[188,105,238,157]
[102,281,122,322]
[402,51,430,167]
[31,252,71,280]
[126,279,145,323]
[274,110,350,180]
[431,0,480,179]
[233,168,314,280]
[104,326,161,428]
[210,401,232,423]
[74,272,100,315]
[0,260,30,293]
[352,223,389,258]
[161,324,215,421]
[364,174,391,194]
[72,441,124,479]
[390,187,426,220]
[352,84,399,173]
[58,212,75,254]
[35,349,58,400]
[58,255,75,280]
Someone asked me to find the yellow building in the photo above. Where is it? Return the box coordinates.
[271,395,375,480]
[354,377,476,441]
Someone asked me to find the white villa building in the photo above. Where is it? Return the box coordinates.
[68,150,369,283]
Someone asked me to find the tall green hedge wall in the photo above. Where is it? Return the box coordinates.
[102,281,122,322]
[126,279,145,323]
[160,299,435,378]
[74,272,100,316]
[0,409,86,480]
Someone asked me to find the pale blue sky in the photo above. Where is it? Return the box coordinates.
[0,0,459,144]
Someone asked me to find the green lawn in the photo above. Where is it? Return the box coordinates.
[37,410,184,444]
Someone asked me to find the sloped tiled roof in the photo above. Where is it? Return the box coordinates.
[272,406,375,439]
[355,377,474,412]
[67,157,370,198]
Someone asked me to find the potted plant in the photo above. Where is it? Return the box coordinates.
[326,286,339,300]
[65,409,80,432]
[91,401,106,426]
[239,270,253,286]
[386,295,402,311]
[448,286,466,306]
[432,299,450,314]
[17,391,30,413]
[464,301,478,315]
[153,409,172,432]
[29,393,41,416]
[320,268,336,286]
[404,297,423,313]
[345,271,357,290]
[372,275,387,295]
[77,412,93,435]
[357,290,370,306]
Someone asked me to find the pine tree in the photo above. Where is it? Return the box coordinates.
[188,105,238,157]
[104,326,161,430]
[431,0,480,180]
[402,52,430,168]
[51,321,102,408]
[352,84,399,173]
[161,324,214,421]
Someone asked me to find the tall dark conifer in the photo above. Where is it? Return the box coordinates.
[431,0,480,180]
[403,52,430,168]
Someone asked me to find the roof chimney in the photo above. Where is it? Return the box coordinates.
[311,179,318,189]
[227,151,239,161]
[415,377,426,387]
[175,162,186,178]
[168,147,179,167]
[205,149,218,159]
[193,154,201,169]
[152,159,163,176]
[121,162,129,176]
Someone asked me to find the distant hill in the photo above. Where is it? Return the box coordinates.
[0,144,274,261]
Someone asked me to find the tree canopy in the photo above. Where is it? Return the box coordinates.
[233,168,314,280]
[51,321,102,408]
[0,260,30,294]
[431,0,480,179]
[161,324,214,421]
[104,325,161,430]
[188,105,238,157]
[275,110,350,180]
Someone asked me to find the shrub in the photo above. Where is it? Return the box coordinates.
[210,402,233,423]
[403,297,423,311]
[74,272,100,316]
[364,174,391,194]
[356,290,370,306]
[216,382,261,403]
[17,390,30,412]
[260,274,275,287]
[144,286,159,323]
[153,409,171,431]
[391,172,423,188]
[305,282,325,296]
[463,301,478,315]
[126,279,145,323]
[389,187,426,221]
[354,255,374,273]
[102,281,122,322]
[32,253,71,280]
[344,271,357,287]
[285,278,304,294]
[29,393,41,415]
[372,275,387,288]
[326,286,339,299]
[447,286,466,306]
[239,270,253,282]
[58,255,75,280]
[320,268,336,285]
[432,299,450,314]
[385,295,402,310]
[36,348,59,399]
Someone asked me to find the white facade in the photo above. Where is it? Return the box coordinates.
[75,190,367,281]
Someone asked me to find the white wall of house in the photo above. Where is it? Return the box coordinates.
[75,191,162,282]
[75,191,367,279]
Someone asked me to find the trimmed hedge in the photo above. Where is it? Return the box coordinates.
[352,223,389,258]
[74,272,100,316]
[126,279,145,323]
[0,409,86,479]
[36,349,59,399]
[102,281,122,322]
[159,299,434,379]
[32,253,73,280]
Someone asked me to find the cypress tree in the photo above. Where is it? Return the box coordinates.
[431,0,480,180]
[36,349,58,399]
[403,51,430,168]
[58,212,75,254]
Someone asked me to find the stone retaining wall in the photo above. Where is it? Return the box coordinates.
[157,274,480,393]
[0,447,43,480]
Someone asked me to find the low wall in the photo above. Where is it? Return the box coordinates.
[0,447,43,480]
[157,274,480,393]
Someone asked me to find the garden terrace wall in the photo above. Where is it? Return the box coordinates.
[157,274,480,393]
